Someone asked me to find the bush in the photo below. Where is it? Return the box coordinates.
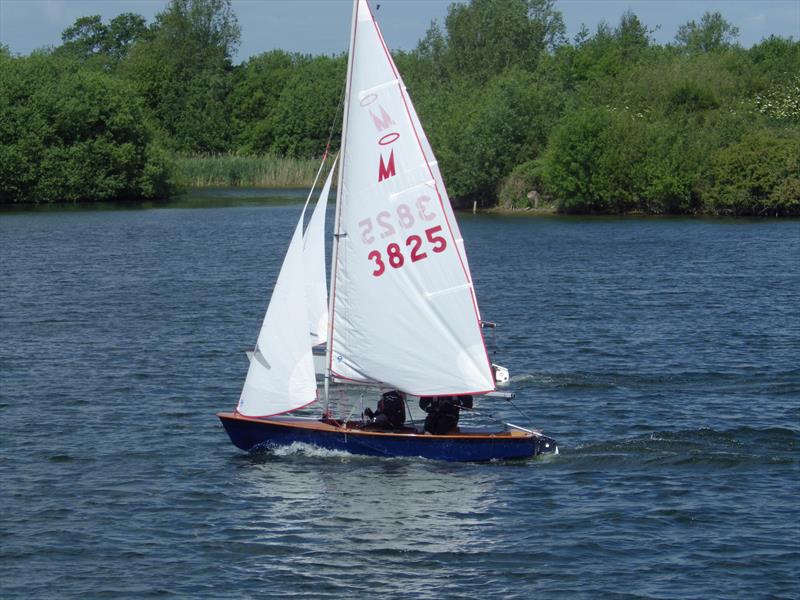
[0,53,177,203]
[538,107,705,214]
[497,160,546,208]
[538,107,620,212]
[705,130,800,216]
[667,81,720,113]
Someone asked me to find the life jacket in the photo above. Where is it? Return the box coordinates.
[420,395,473,434]
[374,392,406,429]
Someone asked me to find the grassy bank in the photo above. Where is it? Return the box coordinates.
[176,154,322,188]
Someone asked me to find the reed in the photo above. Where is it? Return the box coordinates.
[176,153,321,188]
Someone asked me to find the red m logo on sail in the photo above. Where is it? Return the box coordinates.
[370,105,395,132]
[378,150,396,182]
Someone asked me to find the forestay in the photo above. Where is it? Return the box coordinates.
[329,0,494,396]
[304,160,336,345]
[238,210,317,417]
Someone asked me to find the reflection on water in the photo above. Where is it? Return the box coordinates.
[235,449,496,559]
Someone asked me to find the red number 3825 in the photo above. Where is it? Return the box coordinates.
[367,225,447,277]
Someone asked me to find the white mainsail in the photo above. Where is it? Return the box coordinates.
[328,0,495,396]
[238,209,317,417]
[303,160,336,345]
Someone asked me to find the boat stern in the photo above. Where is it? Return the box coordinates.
[534,433,558,455]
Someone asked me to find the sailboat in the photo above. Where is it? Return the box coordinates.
[218,0,557,461]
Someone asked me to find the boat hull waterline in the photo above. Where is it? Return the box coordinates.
[218,413,557,462]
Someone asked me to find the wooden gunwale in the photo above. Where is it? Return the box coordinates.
[216,412,531,440]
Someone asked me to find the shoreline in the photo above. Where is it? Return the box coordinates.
[477,205,559,216]
[473,205,798,219]
[3,191,798,219]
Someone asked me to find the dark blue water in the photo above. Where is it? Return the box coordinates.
[2,202,798,598]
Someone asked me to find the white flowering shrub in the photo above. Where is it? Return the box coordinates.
[754,77,800,121]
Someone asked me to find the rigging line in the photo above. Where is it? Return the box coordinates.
[340,397,360,430]
[301,153,330,215]
[459,405,502,422]
[506,397,535,423]
[323,387,347,427]
[459,405,539,434]
[403,397,416,429]
[324,79,347,152]
[310,73,345,212]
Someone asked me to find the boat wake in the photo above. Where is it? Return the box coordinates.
[249,440,443,462]
[507,372,617,389]
[506,371,795,391]
[264,442,357,460]
[507,373,545,384]
[566,426,798,468]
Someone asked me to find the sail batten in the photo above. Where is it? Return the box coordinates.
[425,284,473,299]
[328,0,494,397]
[358,79,401,98]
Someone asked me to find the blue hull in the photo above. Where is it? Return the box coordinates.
[218,413,557,462]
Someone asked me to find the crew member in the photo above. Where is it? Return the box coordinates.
[364,390,407,430]
[419,395,473,434]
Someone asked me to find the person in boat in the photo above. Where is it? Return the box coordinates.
[419,395,473,435]
[363,390,406,430]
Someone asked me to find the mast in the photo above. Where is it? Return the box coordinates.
[324,0,359,413]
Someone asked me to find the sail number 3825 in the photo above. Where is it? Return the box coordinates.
[357,197,435,244]
[368,226,447,277]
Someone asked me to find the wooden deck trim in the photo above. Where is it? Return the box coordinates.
[217,412,531,440]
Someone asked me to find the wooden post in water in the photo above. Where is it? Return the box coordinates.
[473,200,477,214]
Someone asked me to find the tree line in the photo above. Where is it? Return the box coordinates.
[1,0,797,215]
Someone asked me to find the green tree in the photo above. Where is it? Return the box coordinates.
[426,0,565,83]
[263,55,345,157]
[675,12,739,53]
[106,13,151,61]
[0,53,176,204]
[434,68,562,200]
[229,51,305,152]
[749,35,800,79]
[61,15,108,58]
[121,0,240,152]
[545,11,652,89]
[59,13,150,67]
[614,10,653,60]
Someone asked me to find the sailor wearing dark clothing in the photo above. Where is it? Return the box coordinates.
[364,390,406,429]
[419,395,473,434]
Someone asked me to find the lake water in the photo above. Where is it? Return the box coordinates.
[1,197,798,598]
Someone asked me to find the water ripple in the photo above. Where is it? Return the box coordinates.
[2,209,798,599]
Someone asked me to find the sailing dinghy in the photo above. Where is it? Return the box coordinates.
[218,0,556,461]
